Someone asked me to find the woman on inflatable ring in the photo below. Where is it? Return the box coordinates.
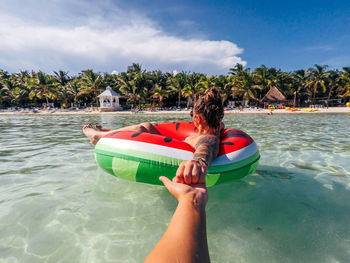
[83,87,259,187]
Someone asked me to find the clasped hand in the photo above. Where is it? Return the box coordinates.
[159,176,208,208]
[173,159,208,185]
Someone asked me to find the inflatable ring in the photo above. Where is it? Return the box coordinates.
[94,122,260,187]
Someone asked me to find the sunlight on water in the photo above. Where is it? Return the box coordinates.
[0,113,349,262]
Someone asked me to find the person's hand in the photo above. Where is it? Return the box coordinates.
[159,176,208,208]
[173,160,208,185]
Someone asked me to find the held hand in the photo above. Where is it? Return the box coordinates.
[159,176,208,207]
[173,160,208,185]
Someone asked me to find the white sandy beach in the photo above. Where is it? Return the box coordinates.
[0,107,349,115]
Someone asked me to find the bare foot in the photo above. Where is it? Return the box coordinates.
[83,124,100,145]
[95,125,111,132]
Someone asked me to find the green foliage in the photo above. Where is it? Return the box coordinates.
[1,63,349,109]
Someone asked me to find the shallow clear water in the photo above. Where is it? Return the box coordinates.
[0,113,350,263]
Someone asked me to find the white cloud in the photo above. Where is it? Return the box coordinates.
[0,0,246,75]
[111,70,119,75]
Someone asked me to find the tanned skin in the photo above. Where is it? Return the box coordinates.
[144,176,210,263]
[82,122,160,145]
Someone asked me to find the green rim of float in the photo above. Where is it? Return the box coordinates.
[94,121,260,187]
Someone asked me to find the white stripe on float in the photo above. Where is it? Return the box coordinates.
[97,138,194,160]
[211,142,259,166]
[98,138,258,166]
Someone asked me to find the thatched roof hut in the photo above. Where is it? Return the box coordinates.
[262,86,287,103]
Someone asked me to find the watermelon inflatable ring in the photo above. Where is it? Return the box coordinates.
[94,122,260,187]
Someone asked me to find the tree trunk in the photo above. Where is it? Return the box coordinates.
[326,86,334,108]
[186,96,192,108]
[312,83,318,105]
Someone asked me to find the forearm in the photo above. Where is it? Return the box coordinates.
[193,135,219,166]
[144,195,210,263]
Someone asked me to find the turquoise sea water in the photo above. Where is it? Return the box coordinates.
[0,113,350,263]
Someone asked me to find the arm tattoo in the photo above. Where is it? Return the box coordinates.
[193,135,219,167]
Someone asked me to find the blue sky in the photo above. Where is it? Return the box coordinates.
[0,0,349,75]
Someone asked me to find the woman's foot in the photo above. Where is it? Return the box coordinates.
[82,124,100,145]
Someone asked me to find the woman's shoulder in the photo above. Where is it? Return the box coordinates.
[183,135,197,147]
[184,134,219,148]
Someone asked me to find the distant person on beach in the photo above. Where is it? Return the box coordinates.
[144,176,210,263]
[83,87,225,185]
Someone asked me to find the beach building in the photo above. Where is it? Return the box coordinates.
[98,86,122,111]
[262,86,293,106]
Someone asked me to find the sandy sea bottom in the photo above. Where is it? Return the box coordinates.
[0,113,350,263]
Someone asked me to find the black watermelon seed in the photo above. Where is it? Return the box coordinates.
[223,130,250,139]
[131,132,142,138]
[175,123,180,130]
[222,142,234,146]
[164,137,172,143]
[194,127,197,131]
[109,131,120,136]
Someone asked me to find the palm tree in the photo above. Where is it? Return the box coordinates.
[153,85,170,108]
[209,75,232,104]
[168,72,187,107]
[221,75,237,104]
[150,71,171,108]
[66,78,81,107]
[182,73,203,107]
[78,70,104,106]
[338,67,350,100]
[229,64,261,105]
[133,71,153,106]
[195,75,215,93]
[13,70,30,86]
[0,78,13,107]
[119,65,153,108]
[275,71,294,98]
[306,64,328,104]
[28,71,58,105]
[53,70,70,87]
[228,63,245,76]
[325,70,340,106]
[0,70,10,107]
[253,65,274,100]
[118,72,141,108]
[103,72,119,92]
[11,71,32,107]
[231,69,259,105]
[53,70,72,108]
[292,69,309,106]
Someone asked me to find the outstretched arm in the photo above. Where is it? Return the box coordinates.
[174,135,219,184]
[144,176,210,263]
